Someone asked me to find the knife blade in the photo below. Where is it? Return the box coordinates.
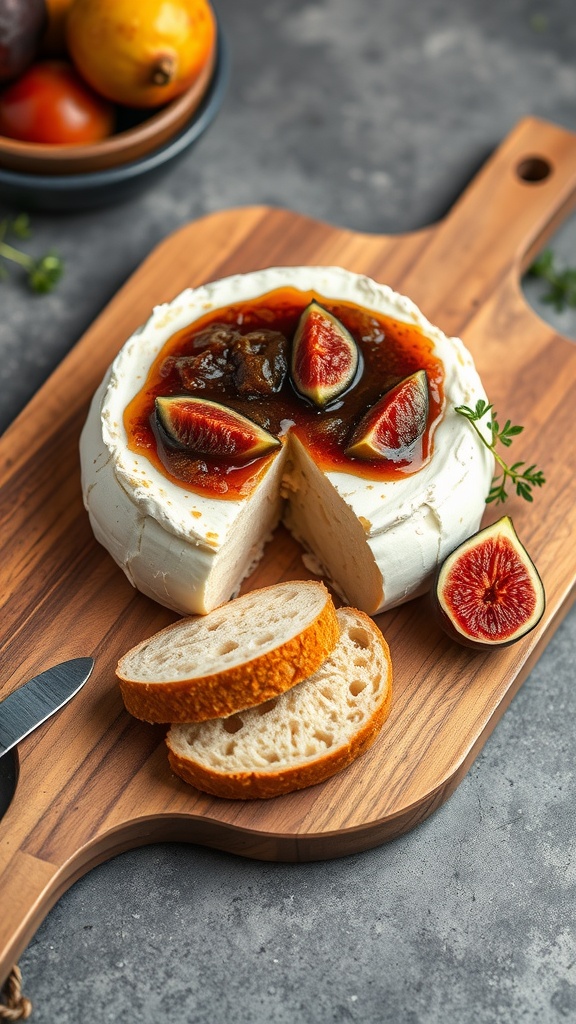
[0,657,94,758]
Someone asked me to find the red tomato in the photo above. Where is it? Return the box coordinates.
[0,61,114,145]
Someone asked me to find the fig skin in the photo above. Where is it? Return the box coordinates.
[346,369,429,461]
[155,395,281,463]
[0,0,47,83]
[432,516,546,651]
[291,300,359,408]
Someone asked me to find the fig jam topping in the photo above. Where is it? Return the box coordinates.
[230,330,288,396]
[124,287,445,499]
[167,325,288,396]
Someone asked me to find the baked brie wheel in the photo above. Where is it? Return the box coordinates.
[79,266,494,616]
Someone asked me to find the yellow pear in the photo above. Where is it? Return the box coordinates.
[66,0,216,107]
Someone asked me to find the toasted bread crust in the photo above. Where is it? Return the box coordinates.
[166,626,393,799]
[117,586,340,723]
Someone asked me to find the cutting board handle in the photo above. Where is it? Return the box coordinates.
[400,116,576,328]
[446,115,576,266]
[0,851,60,986]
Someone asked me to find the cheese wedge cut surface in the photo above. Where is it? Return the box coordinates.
[79,266,494,615]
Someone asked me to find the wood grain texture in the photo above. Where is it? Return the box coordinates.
[1,116,576,983]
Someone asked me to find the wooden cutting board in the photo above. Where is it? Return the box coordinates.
[1,116,575,983]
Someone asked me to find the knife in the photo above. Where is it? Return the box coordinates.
[0,657,94,759]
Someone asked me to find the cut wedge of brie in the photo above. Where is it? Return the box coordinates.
[80,266,494,616]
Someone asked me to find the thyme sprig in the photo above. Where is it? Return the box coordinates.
[528,249,576,312]
[455,399,546,505]
[0,213,63,293]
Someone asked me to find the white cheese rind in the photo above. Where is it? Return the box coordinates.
[79,266,494,615]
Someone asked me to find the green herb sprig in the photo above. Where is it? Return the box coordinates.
[0,213,64,293]
[455,399,546,505]
[528,249,576,312]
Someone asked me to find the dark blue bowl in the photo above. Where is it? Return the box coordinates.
[0,32,229,212]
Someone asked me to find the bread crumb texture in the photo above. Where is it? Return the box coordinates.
[166,607,393,799]
[117,581,339,723]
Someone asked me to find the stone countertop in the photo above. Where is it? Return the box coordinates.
[1,2,575,1022]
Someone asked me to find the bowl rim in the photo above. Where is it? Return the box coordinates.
[0,28,228,192]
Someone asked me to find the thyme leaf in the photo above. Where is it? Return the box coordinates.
[528,248,576,312]
[455,400,546,505]
[0,213,64,293]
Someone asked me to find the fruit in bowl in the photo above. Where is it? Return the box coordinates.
[0,60,114,144]
[41,0,74,55]
[66,0,217,108]
[0,0,47,83]
[0,0,217,164]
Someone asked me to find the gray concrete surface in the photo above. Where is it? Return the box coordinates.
[1,1,575,1021]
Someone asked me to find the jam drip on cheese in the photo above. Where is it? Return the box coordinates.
[124,287,445,499]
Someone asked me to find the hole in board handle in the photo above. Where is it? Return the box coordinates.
[516,156,552,182]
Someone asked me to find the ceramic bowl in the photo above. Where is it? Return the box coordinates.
[0,31,228,211]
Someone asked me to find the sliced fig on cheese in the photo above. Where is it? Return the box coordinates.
[345,370,429,460]
[291,301,359,407]
[433,516,546,649]
[155,396,281,462]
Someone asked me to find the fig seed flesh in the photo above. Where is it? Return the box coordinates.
[155,396,281,463]
[434,516,545,649]
[346,369,429,460]
[291,301,359,407]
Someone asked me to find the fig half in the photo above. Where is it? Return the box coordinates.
[433,516,545,650]
[155,396,281,463]
[345,370,428,460]
[291,301,359,407]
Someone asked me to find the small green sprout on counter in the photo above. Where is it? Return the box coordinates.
[0,213,64,293]
[455,400,546,505]
[528,248,576,312]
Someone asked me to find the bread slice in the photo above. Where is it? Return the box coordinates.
[117,581,339,723]
[166,607,393,799]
